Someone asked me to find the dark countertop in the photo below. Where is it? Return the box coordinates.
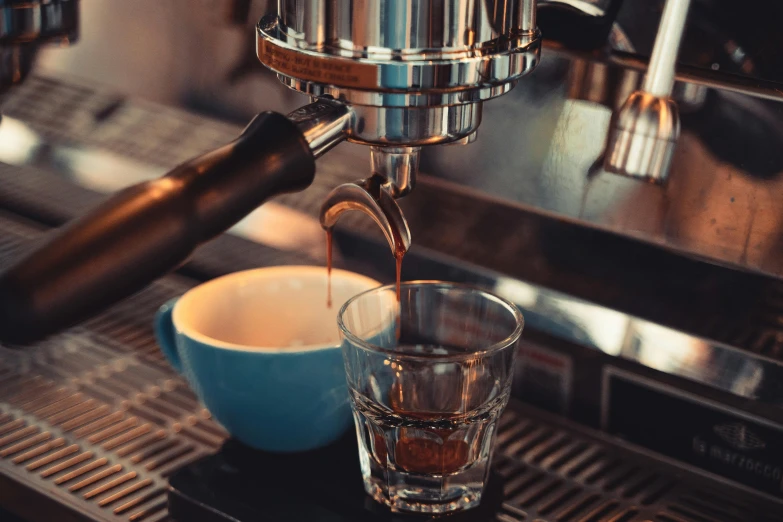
[0,507,26,521]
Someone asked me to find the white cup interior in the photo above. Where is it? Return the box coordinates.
[172,266,380,351]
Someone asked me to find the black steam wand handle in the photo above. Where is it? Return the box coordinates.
[0,102,349,346]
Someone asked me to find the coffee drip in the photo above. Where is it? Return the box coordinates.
[326,228,334,308]
[320,173,411,308]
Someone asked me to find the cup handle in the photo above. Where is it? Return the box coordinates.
[154,298,182,373]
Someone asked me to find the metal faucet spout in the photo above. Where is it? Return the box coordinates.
[319,174,411,257]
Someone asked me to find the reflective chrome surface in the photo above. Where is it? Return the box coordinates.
[604,0,691,182]
[278,0,537,48]
[419,47,783,279]
[494,277,783,405]
[286,97,351,158]
[344,102,484,147]
[256,11,539,105]
[567,58,641,110]
[604,91,680,183]
[256,0,540,147]
[370,146,418,198]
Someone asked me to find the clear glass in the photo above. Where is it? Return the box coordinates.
[338,282,524,515]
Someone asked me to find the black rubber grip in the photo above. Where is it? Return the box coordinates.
[0,111,315,345]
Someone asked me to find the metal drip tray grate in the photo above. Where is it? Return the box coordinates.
[0,214,225,521]
[491,406,783,522]
[167,400,783,522]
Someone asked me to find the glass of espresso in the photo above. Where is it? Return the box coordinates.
[338,282,524,515]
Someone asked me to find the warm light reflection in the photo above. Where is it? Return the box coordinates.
[553,299,629,356]
[494,277,538,308]
[0,117,41,165]
[52,146,162,192]
[46,142,326,259]
[230,202,325,259]
[626,321,709,375]
[495,277,628,355]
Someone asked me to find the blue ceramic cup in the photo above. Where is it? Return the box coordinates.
[154,265,380,452]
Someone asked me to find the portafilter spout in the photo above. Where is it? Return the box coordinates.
[319,173,412,258]
[320,146,416,257]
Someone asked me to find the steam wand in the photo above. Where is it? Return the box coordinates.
[319,146,416,258]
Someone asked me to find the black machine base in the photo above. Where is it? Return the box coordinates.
[167,434,506,522]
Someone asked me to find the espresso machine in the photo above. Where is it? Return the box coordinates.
[0,0,782,520]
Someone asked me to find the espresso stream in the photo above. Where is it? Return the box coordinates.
[326,228,334,308]
[325,231,469,475]
[325,228,405,308]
